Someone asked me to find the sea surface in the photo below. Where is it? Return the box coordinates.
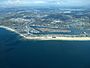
[0,28,90,68]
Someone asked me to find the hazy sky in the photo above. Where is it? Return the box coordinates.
[0,0,90,7]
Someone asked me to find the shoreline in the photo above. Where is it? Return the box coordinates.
[25,36,90,41]
[1,26,90,41]
[0,26,25,37]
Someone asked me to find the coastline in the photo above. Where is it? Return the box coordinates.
[25,36,90,41]
[1,26,90,41]
[0,26,25,37]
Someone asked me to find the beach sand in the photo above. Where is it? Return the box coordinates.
[25,36,90,41]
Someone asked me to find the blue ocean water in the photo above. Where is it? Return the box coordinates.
[0,28,90,68]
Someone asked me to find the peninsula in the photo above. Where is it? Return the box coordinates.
[0,7,90,41]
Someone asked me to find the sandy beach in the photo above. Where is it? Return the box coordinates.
[25,36,90,41]
[1,26,90,41]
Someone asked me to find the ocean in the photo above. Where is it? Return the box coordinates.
[0,28,90,68]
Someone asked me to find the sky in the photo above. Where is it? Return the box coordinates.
[0,0,90,7]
